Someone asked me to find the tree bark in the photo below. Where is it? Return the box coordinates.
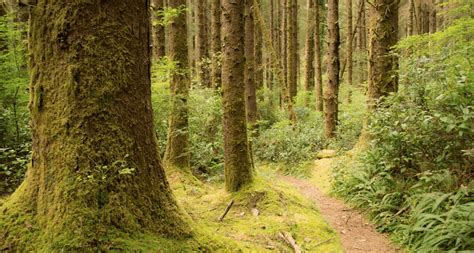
[196,0,210,87]
[152,0,166,58]
[164,0,190,170]
[429,1,437,33]
[304,0,315,105]
[324,0,341,138]
[314,0,324,112]
[281,0,288,108]
[1,0,189,250]
[367,0,399,109]
[255,0,263,91]
[346,0,353,103]
[408,0,415,35]
[210,0,221,89]
[287,0,298,100]
[222,0,252,192]
[245,0,257,126]
[357,0,367,86]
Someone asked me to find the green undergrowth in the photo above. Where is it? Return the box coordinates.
[167,165,343,252]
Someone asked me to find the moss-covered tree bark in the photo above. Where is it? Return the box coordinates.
[210,0,221,89]
[324,0,341,138]
[245,0,257,126]
[222,0,252,192]
[287,0,298,100]
[152,0,166,58]
[254,0,263,91]
[314,0,324,112]
[367,0,399,109]
[346,0,353,103]
[304,0,315,105]
[196,0,210,87]
[0,1,189,250]
[164,0,190,169]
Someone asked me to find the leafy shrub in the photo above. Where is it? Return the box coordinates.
[0,143,30,195]
[333,18,474,252]
[254,108,324,167]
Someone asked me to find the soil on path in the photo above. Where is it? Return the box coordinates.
[281,157,401,253]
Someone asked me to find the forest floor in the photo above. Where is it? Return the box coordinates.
[281,155,402,253]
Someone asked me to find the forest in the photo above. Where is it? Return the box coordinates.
[0,0,472,252]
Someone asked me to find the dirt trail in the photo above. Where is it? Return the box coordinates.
[281,157,401,253]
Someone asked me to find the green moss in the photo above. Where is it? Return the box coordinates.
[168,166,344,252]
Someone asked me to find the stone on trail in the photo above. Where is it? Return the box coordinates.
[317,149,337,159]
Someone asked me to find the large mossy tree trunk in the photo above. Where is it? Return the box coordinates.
[210,0,221,89]
[222,0,252,192]
[196,0,210,87]
[367,0,399,109]
[324,0,341,138]
[314,0,324,112]
[304,0,315,105]
[0,1,189,250]
[164,0,190,170]
[245,0,257,126]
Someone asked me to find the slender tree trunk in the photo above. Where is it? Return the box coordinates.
[304,0,315,105]
[429,1,437,33]
[281,0,287,108]
[346,0,353,103]
[196,0,210,87]
[255,1,263,92]
[210,0,221,89]
[152,0,166,58]
[408,0,415,35]
[222,0,252,192]
[287,0,298,100]
[357,0,367,86]
[164,0,190,169]
[324,0,341,138]
[245,0,257,126]
[1,0,189,250]
[367,0,399,109]
[268,0,275,108]
[315,0,324,112]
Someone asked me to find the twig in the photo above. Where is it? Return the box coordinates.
[218,199,234,222]
[278,231,302,253]
[314,237,335,248]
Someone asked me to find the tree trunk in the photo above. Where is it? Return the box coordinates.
[357,0,367,86]
[429,1,437,33]
[210,0,221,89]
[314,0,324,112]
[255,1,263,92]
[304,0,315,105]
[196,0,210,87]
[152,0,166,58]
[408,0,415,35]
[324,0,341,138]
[164,0,190,169]
[367,0,399,109]
[346,0,353,103]
[281,0,288,108]
[287,0,298,100]
[222,0,252,192]
[245,0,257,126]
[1,0,189,250]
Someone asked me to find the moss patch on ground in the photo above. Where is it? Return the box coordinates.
[168,165,343,252]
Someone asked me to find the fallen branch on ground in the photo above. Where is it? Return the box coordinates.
[218,199,234,222]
